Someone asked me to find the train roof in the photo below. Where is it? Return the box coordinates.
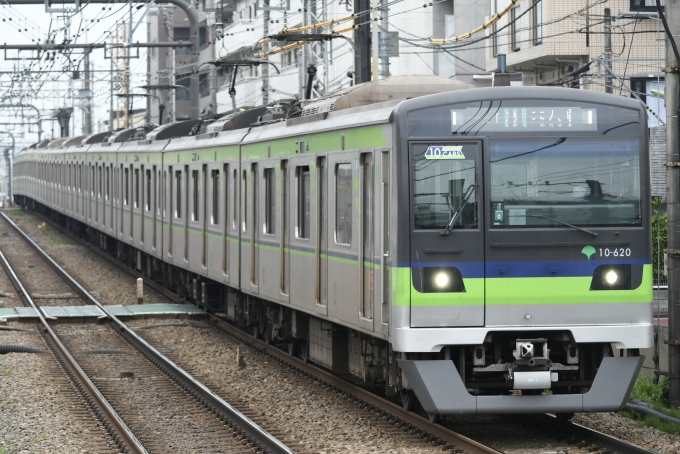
[16,78,646,158]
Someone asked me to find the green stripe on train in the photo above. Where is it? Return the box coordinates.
[391,265,653,307]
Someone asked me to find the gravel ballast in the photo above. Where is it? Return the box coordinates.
[0,325,114,453]
[129,320,449,454]
[4,210,167,306]
[7,208,680,453]
[573,412,680,454]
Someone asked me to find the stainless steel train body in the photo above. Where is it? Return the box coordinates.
[13,79,652,415]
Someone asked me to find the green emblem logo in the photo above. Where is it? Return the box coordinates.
[581,245,596,260]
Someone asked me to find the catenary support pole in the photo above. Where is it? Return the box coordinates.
[604,7,612,94]
[2,0,199,121]
[663,0,680,408]
[354,0,371,83]
[262,0,270,105]
[84,50,92,134]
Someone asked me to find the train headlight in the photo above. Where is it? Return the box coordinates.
[604,270,618,285]
[591,264,631,290]
[422,267,466,293]
[434,272,449,289]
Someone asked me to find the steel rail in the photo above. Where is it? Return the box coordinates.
[24,209,657,454]
[539,414,656,454]
[0,211,295,454]
[0,239,146,453]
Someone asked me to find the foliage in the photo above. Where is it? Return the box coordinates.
[630,375,669,407]
[652,199,668,280]
[620,410,680,434]
[620,376,680,434]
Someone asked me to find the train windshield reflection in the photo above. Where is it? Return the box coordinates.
[489,138,641,228]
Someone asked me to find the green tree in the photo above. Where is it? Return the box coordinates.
[652,199,668,281]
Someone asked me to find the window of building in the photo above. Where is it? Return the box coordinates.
[192,169,199,221]
[199,73,210,98]
[212,169,220,225]
[297,166,310,239]
[511,5,521,51]
[533,0,543,45]
[335,164,352,244]
[175,76,191,101]
[264,168,275,234]
[175,170,182,219]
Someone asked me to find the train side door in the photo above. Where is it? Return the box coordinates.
[314,156,328,315]
[327,152,361,323]
[409,141,485,328]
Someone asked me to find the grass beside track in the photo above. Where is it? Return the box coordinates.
[620,376,680,434]
[2,209,68,245]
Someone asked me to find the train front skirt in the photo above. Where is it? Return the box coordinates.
[398,356,644,414]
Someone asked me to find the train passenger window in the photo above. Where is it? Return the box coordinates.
[233,169,238,230]
[135,168,140,208]
[175,170,182,219]
[413,153,477,230]
[211,169,219,225]
[335,163,352,245]
[242,170,248,232]
[264,168,275,234]
[192,169,199,221]
[98,167,103,198]
[489,138,641,227]
[78,165,82,193]
[158,170,163,216]
[297,166,310,239]
[146,169,151,211]
[124,168,129,206]
[106,167,110,200]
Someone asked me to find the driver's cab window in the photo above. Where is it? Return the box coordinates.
[413,144,477,230]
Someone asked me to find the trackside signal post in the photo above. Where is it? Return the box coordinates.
[663,0,680,407]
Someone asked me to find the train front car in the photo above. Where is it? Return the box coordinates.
[393,87,652,415]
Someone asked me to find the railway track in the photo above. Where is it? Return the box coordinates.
[16,208,660,454]
[0,211,294,454]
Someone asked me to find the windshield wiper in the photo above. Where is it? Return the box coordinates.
[441,185,476,236]
[526,214,598,237]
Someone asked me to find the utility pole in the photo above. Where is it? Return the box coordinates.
[125,20,130,128]
[109,36,114,131]
[354,0,371,83]
[664,0,680,408]
[604,7,613,94]
[84,49,92,134]
[370,0,379,81]
[262,0,270,105]
[379,0,389,78]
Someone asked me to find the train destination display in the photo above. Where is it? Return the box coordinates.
[451,106,598,132]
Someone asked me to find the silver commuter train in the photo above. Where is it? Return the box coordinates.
[13,75,652,415]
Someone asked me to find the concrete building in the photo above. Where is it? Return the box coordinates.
[147,3,232,123]
[486,0,666,126]
[144,0,495,119]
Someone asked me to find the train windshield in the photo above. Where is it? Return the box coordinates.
[489,138,641,228]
